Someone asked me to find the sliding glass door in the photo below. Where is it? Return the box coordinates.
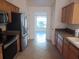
[35,16,47,42]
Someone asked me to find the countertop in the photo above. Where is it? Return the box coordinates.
[55,29,74,38]
[0,31,20,47]
[2,31,20,35]
[66,37,79,50]
[55,29,79,49]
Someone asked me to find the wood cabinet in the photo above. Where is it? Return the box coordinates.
[68,44,79,59]
[62,2,79,24]
[55,32,63,54]
[5,1,19,23]
[0,0,19,23]
[0,46,3,59]
[63,39,69,59]
[6,1,19,13]
[63,39,79,59]
[55,31,79,59]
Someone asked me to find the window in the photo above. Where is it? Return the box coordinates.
[36,16,47,29]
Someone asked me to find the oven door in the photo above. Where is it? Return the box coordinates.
[3,40,17,59]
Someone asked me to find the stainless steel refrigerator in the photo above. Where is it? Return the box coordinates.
[6,12,28,51]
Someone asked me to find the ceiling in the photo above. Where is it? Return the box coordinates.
[27,0,54,6]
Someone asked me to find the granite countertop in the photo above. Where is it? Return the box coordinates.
[3,31,20,35]
[55,29,74,38]
[66,37,79,49]
[55,29,79,49]
[0,31,20,47]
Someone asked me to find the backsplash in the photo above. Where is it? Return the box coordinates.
[67,24,79,30]
[0,25,6,31]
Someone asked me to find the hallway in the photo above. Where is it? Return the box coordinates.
[14,39,63,59]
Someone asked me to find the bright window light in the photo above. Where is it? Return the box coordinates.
[36,16,47,29]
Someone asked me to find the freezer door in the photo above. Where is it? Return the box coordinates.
[21,35,28,50]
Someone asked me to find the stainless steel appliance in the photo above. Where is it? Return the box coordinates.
[0,11,8,23]
[6,12,28,51]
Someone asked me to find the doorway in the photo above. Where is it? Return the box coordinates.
[35,16,47,42]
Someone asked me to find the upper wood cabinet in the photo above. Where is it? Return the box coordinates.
[62,3,79,24]
[63,39,79,59]
[5,1,19,22]
[0,0,19,12]
[0,0,19,23]
[5,1,19,12]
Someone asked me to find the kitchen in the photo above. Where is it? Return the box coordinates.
[0,0,28,59]
[0,0,79,59]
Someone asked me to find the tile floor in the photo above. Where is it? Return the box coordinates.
[35,31,46,43]
[14,32,63,59]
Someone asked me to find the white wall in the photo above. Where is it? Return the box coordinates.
[51,0,74,44]
[28,6,51,40]
[50,0,56,44]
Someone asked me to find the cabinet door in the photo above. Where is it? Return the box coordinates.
[63,39,69,59]
[62,3,74,24]
[0,47,3,59]
[62,7,66,23]
[0,0,7,11]
[66,3,74,24]
[73,4,79,24]
[68,45,79,59]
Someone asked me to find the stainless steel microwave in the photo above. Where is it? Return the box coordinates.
[0,11,8,23]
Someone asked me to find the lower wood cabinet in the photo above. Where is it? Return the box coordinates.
[63,39,69,59]
[55,31,79,59]
[68,44,79,59]
[63,39,79,59]
[0,47,3,59]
